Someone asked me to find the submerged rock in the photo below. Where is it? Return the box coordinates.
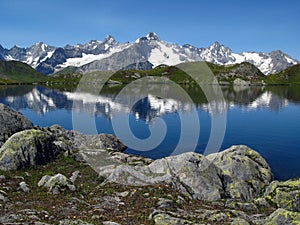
[0,103,33,147]
[233,78,251,86]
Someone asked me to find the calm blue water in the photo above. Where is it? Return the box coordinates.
[0,85,299,180]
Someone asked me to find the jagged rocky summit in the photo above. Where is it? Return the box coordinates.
[0,32,298,75]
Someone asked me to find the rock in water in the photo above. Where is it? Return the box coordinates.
[0,129,62,171]
[207,145,273,201]
[233,78,251,86]
[0,103,33,147]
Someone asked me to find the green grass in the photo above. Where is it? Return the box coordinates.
[0,60,46,83]
[264,64,300,84]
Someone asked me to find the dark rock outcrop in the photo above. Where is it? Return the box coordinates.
[0,103,33,147]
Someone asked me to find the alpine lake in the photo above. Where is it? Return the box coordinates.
[0,83,299,181]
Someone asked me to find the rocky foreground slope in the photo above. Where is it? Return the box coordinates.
[0,103,299,224]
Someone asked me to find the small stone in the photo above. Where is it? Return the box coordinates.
[156,198,173,209]
[52,187,60,195]
[13,176,24,180]
[0,189,7,195]
[176,196,185,204]
[152,213,192,224]
[116,191,129,197]
[38,175,52,187]
[25,172,32,177]
[69,171,80,183]
[58,219,94,225]
[38,173,76,194]
[103,222,121,225]
[68,184,76,192]
[19,181,30,192]
[0,193,8,202]
[28,215,41,221]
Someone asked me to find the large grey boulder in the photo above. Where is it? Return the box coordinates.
[265,208,300,225]
[96,145,273,202]
[233,78,251,86]
[264,178,300,212]
[0,129,62,171]
[207,145,273,201]
[0,103,33,147]
[99,152,225,201]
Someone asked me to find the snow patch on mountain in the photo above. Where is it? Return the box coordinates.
[58,43,132,69]
[148,41,186,67]
[1,32,298,75]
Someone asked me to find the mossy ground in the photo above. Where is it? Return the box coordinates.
[0,154,276,224]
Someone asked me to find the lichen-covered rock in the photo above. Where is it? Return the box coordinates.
[48,124,126,153]
[59,219,94,225]
[0,103,33,147]
[0,129,62,171]
[152,213,193,225]
[265,208,300,225]
[102,222,121,225]
[0,193,8,202]
[100,152,224,201]
[233,78,251,86]
[38,173,76,194]
[264,178,300,212]
[19,181,30,192]
[231,217,250,225]
[207,145,273,201]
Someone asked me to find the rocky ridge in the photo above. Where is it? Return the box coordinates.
[0,103,299,224]
[1,32,298,75]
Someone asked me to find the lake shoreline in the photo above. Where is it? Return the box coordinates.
[0,103,300,224]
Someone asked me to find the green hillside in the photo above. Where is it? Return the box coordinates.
[0,60,46,84]
[49,61,266,87]
[264,64,300,84]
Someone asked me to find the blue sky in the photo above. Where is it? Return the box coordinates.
[0,0,299,59]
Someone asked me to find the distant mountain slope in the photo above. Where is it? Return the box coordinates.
[265,64,300,84]
[48,61,266,87]
[0,33,298,75]
[0,60,46,83]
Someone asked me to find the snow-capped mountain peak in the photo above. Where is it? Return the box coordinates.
[146,32,160,41]
[1,33,298,75]
[104,35,116,44]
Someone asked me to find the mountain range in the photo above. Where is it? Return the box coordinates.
[0,32,298,75]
